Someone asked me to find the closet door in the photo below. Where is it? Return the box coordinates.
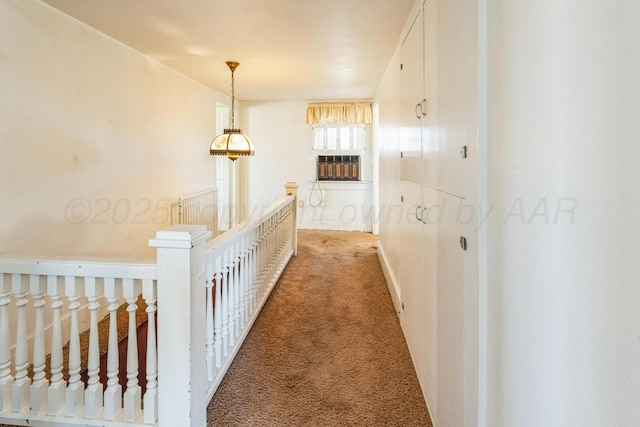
[397,5,429,405]
[435,191,465,427]
[418,0,439,413]
[418,185,439,414]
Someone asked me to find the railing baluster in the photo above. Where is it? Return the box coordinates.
[123,278,141,422]
[0,274,12,411]
[103,277,122,421]
[233,243,241,338]
[213,260,223,368]
[143,278,158,424]
[247,236,256,316]
[221,252,229,357]
[12,274,29,412]
[29,274,48,414]
[275,212,281,275]
[47,275,65,416]
[263,220,269,287]
[206,262,215,381]
[251,233,259,310]
[256,223,265,297]
[286,182,299,255]
[262,221,270,295]
[227,246,236,345]
[84,277,103,419]
[274,215,279,265]
[268,217,273,285]
[272,215,277,279]
[240,239,249,326]
[275,212,280,262]
[65,276,83,417]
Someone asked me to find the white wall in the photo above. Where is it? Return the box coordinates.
[485,1,640,426]
[241,101,374,231]
[0,0,229,259]
[239,102,310,214]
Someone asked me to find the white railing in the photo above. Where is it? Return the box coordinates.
[0,259,158,426]
[172,188,219,238]
[0,182,298,427]
[203,183,298,400]
[149,182,298,425]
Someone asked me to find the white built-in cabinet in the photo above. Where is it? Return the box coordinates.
[376,0,478,426]
[395,3,438,421]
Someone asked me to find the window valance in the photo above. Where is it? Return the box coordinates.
[305,102,373,125]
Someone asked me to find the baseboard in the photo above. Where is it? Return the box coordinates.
[298,220,372,233]
[376,241,401,316]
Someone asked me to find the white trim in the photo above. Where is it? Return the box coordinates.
[476,0,490,425]
[298,221,372,233]
[372,101,380,235]
[376,241,402,316]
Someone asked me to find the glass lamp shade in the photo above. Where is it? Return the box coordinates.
[210,129,255,161]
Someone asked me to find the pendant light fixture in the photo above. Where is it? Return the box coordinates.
[210,61,255,161]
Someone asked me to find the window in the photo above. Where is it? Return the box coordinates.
[312,124,365,152]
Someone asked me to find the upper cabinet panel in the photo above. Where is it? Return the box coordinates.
[429,0,478,199]
[399,7,424,185]
[421,0,438,191]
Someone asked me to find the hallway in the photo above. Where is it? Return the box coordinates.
[207,230,432,426]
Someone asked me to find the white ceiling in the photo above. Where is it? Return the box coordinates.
[41,0,416,102]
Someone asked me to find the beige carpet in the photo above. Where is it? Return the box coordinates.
[207,230,433,426]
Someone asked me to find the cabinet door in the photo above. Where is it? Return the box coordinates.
[399,7,424,186]
[433,0,477,199]
[397,5,431,406]
[421,0,438,190]
[397,181,437,416]
[397,177,423,348]
[435,191,465,427]
[418,185,439,414]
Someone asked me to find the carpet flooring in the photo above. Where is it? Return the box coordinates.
[207,230,433,426]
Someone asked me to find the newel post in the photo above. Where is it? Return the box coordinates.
[149,225,211,427]
[285,182,299,256]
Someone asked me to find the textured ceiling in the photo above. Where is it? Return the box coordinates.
[41,0,416,101]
